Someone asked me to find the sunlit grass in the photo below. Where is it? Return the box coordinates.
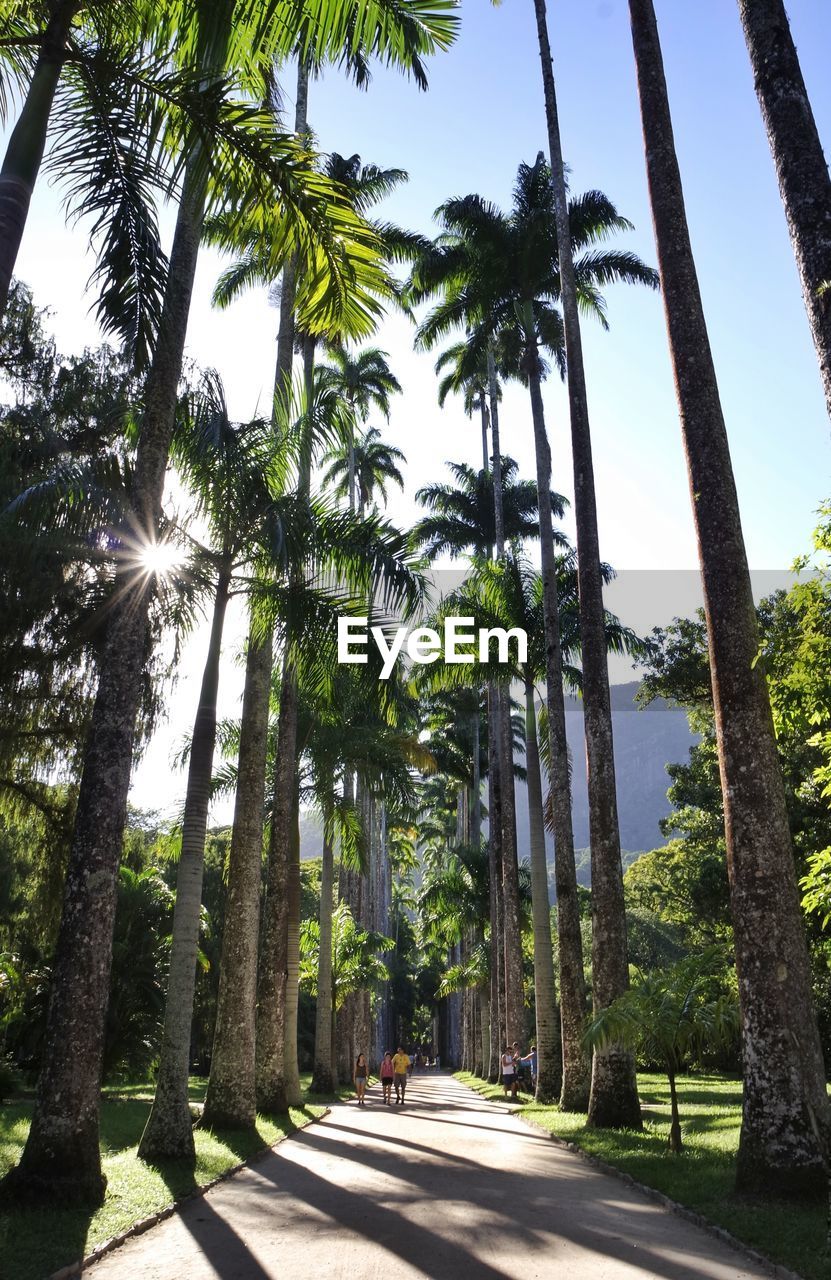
[0,1074,336,1280]
[456,1070,828,1280]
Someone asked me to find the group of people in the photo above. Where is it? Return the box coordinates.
[353,1047,413,1107]
[500,1042,537,1098]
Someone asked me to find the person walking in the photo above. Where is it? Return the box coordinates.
[353,1053,369,1106]
[519,1044,537,1093]
[392,1046,410,1104]
[501,1045,518,1100]
[380,1051,394,1104]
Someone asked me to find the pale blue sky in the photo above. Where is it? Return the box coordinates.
[6,1,830,815]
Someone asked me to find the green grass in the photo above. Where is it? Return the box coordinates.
[456,1070,829,1280]
[0,1075,339,1280]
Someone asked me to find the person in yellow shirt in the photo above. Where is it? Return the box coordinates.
[391,1046,410,1104]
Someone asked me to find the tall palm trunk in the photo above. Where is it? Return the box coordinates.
[202,626,272,1129]
[526,350,590,1110]
[629,0,830,1197]
[2,127,214,1204]
[284,772,302,1103]
[0,0,79,315]
[139,569,232,1159]
[498,684,523,1044]
[203,57,308,1129]
[311,822,336,1093]
[256,661,298,1112]
[524,670,561,1103]
[531,0,639,1130]
[738,0,831,421]
[478,397,490,475]
[486,348,505,556]
[486,683,504,1077]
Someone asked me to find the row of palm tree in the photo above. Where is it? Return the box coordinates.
[522,0,831,1191]
[0,0,460,1205]
[2,0,829,1209]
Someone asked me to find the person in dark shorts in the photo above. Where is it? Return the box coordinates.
[392,1046,410,1103]
[380,1051,394,1104]
[501,1045,517,1098]
[353,1053,368,1106]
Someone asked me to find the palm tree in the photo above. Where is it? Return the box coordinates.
[410,155,657,1123]
[3,0,459,1207]
[137,373,292,1161]
[205,132,413,1118]
[412,454,558,1053]
[434,342,493,474]
[523,0,659,1129]
[316,346,402,511]
[586,951,739,1154]
[322,425,405,514]
[412,458,561,562]
[628,0,831,1196]
[737,0,831,421]
[0,1,172,328]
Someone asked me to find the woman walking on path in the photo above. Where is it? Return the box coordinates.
[353,1054,369,1106]
[380,1052,394,1104]
[392,1047,410,1104]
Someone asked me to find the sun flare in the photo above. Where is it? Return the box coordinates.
[139,540,183,578]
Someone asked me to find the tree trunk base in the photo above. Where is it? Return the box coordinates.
[199,1096,257,1134]
[138,1096,196,1163]
[534,1068,562,1106]
[736,1139,828,1202]
[0,1161,106,1209]
[256,1080,289,1116]
[310,1064,334,1095]
[587,1047,642,1130]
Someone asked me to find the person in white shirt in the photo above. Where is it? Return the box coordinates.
[500,1046,517,1098]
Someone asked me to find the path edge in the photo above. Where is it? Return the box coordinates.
[514,1107,806,1280]
[47,1105,332,1280]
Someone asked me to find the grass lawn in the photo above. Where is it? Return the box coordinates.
[0,1075,342,1280]
[457,1070,828,1280]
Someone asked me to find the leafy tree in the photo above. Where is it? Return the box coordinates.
[321,425,405,514]
[586,951,739,1153]
[412,457,560,562]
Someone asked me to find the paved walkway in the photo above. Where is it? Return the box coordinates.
[89,1073,772,1279]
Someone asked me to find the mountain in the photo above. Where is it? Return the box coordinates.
[515,680,697,868]
[297,682,697,868]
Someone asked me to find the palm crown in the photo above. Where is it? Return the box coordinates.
[409,153,659,371]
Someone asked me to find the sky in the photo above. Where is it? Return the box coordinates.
[6,0,831,822]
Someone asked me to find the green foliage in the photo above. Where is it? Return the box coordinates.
[300,902,393,1009]
[585,950,738,1078]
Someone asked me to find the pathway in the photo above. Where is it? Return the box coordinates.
[88,1072,772,1279]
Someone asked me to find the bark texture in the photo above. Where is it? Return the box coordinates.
[532,0,639,1130]
[203,55,309,1125]
[486,683,504,1078]
[738,0,831,421]
[139,570,231,1160]
[202,631,272,1129]
[256,659,298,1113]
[630,0,831,1196]
[0,0,79,316]
[311,828,336,1093]
[498,685,524,1045]
[283,767,302,1105]
[2,148,209,1204]
[527,357,590,1112]
[524,674,561,1102]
